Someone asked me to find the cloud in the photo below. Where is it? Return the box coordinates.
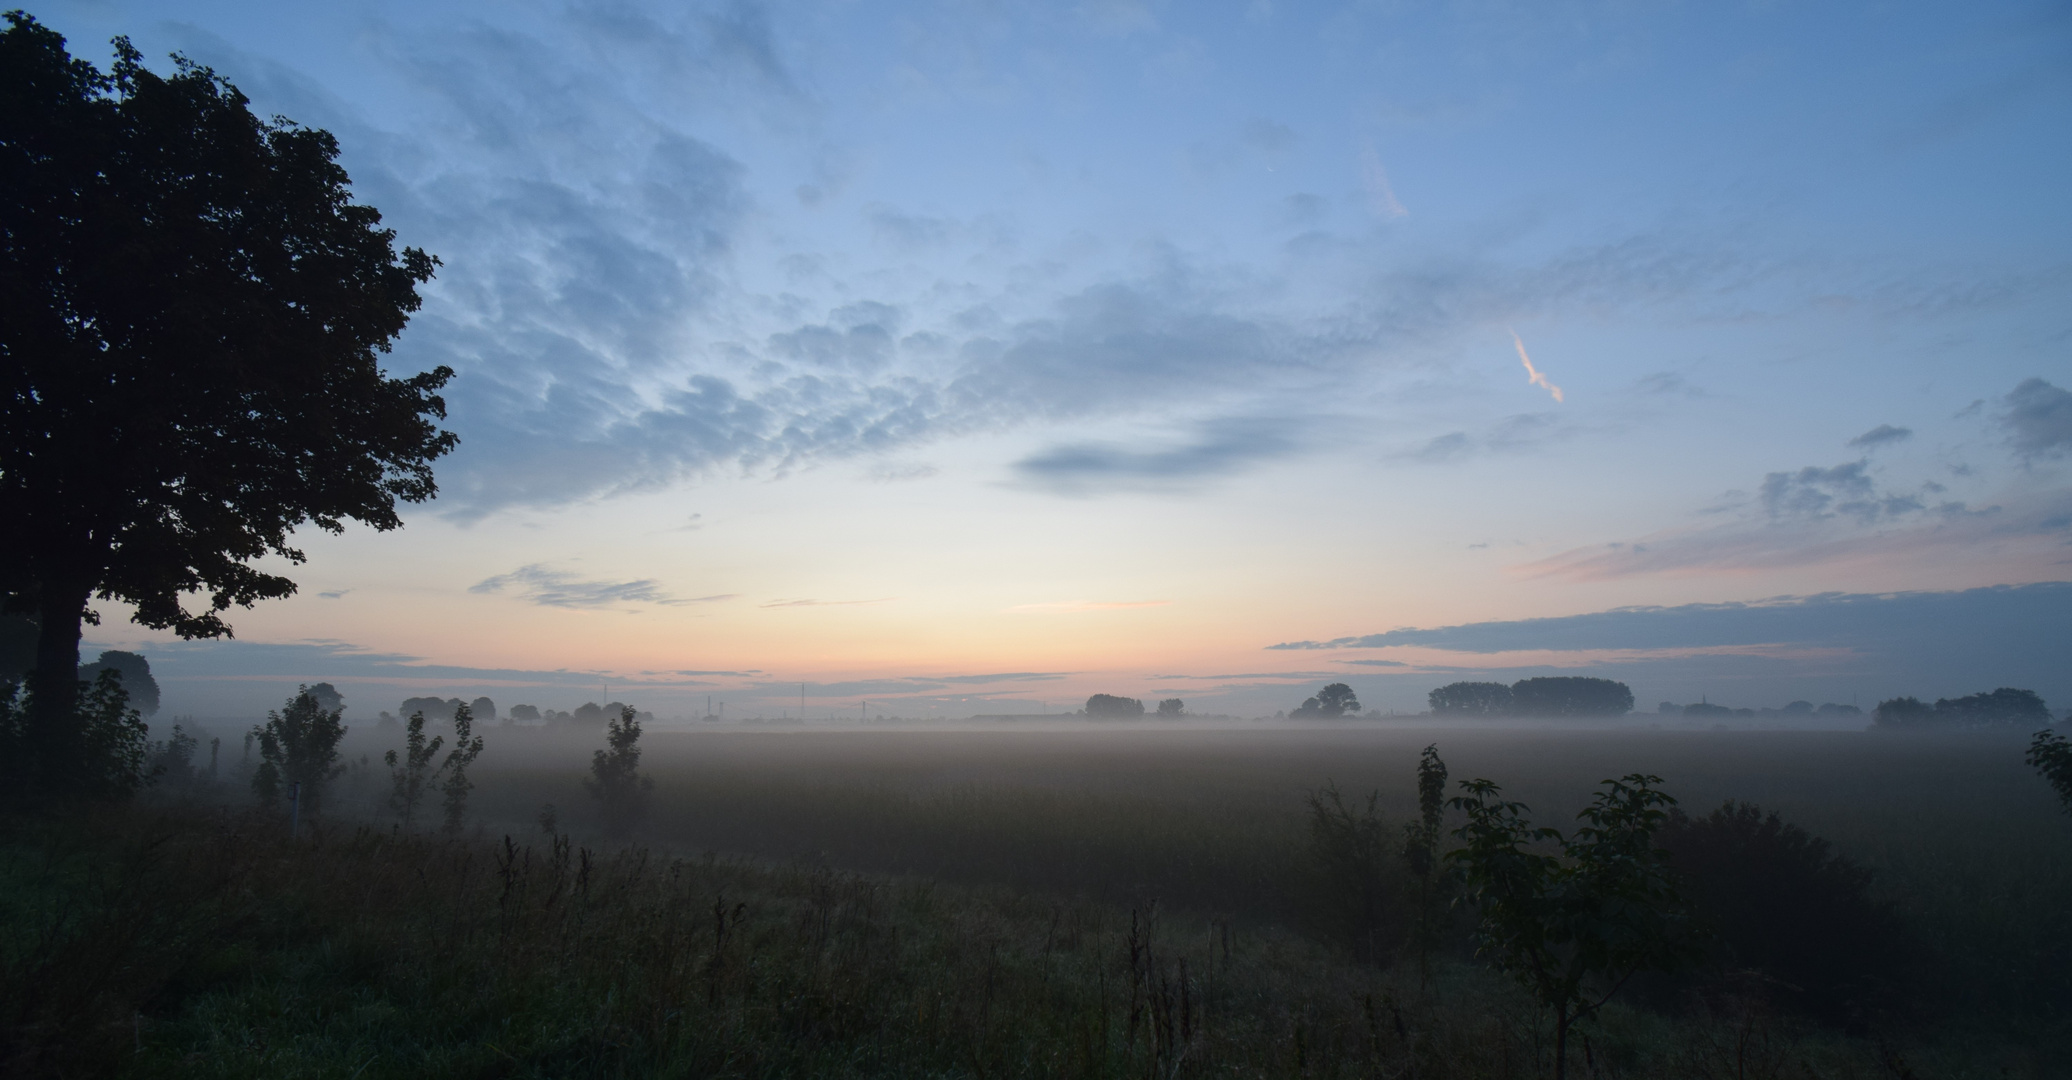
[1010,418,1300,494]
[1758,461,1923,523]
[470,565,733,608]
[317,589,351,600]
[1006,600,1170,613]
[759,597,895,608]
[1257,583,2072,704]
[2006,377,2072,459]
[1518,485,2072,581]
[1631,372,1704,397]
[1511,330,1563,403]
[1402,413,1567,464]
[1847,424,1913,449]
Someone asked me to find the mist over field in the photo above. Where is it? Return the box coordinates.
[6,0,2072,1075]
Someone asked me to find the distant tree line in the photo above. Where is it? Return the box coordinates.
[1428,677,1634,718]
[1666,699,1860,719]
[1872,687,2051,730]
[377,698,656,730]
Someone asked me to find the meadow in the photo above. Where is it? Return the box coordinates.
[4,720,2066,1077]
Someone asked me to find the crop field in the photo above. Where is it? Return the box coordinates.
[5,721,2067,1077]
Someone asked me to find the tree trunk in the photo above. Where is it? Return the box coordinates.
[25,581,92,790]
[1553,1005,1571,1080]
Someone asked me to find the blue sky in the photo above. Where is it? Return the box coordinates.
[41,0,2072,719]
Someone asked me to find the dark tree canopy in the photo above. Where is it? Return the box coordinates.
[1874,688,2051,730]
[1292,682,1361,718]
[1084,694,1144,718]
[1429,681,1514,716]
[0,14,453,781]
[1155,698,1184,717]
[1508,676,1634,718]
[77,649,158,716]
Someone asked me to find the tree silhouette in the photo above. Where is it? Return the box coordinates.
[77,649,159,716]
[1084,694,1144,718]
[0,15,453,791]
[1509,677,1633,718]
[1292,682,1360,718]
[1429,681,1513,716]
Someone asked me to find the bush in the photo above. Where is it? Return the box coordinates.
[1656,801,1911,1022]
[1305,782,1409,963]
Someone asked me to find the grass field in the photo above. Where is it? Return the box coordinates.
[5,722,2066,1076]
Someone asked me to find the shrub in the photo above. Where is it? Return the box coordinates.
[1656,801,1911,1022]
[1448,773,1697,1080]
[1305,782,1409,963]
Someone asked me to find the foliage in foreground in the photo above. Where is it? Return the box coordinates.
[1447,773,1699,1080]
[0,804,2020,1080]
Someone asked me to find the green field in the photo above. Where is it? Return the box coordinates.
[5,722,2066,1077]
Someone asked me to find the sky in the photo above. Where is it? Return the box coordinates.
[38,0,2072,720]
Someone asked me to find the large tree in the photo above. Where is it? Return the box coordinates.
[0,15,454,787]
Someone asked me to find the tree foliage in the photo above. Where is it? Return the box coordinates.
[251,687,347,818]
[2030,729,2072,816]
[383,710,443,828]
[1292,682,1360,718]
[1084,694,1144,719]
[1508,677,1634,718]
[1155,698,1184,717]
[1877,688,2052,730]
[585,705,653,838]
[0,13,452,789]
[1429,681,1514,716]
[1447,773,1695,1080]
[438,700,486,834]
[77,650,158,716]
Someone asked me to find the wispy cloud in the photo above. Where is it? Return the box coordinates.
[760,597,895,608]
[1511,330,1563,403]
[1007,600,1171,613]
[1011,418,1300,494]
[1847,424,1913,449]
[471,565,733,609]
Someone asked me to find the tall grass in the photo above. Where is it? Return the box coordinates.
[1,804,2033,1078]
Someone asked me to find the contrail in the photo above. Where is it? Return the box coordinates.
[1511,330,1564,403]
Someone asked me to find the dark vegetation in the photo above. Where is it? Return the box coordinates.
[1872,688,2052,729]
[1430,677,1634,718]
[0,11,453,796]
[4,726,2068,1077]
